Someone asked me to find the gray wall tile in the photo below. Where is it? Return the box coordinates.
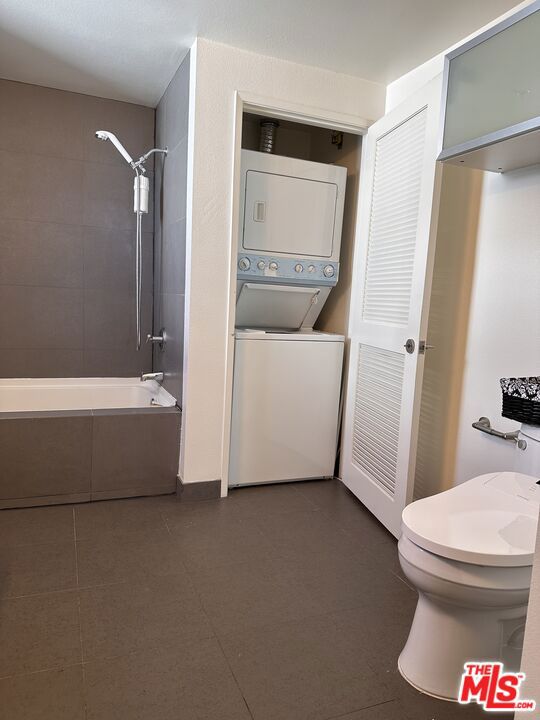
[83,289,152,351]
[0,79,155,378]
[0,219,83,288]
[0,150,84,225]
[0,80,86,160]
[157,219,186,295]
[0,285,84,349]
[91,412,180,492]
[83,227,152,294]
[154,52,190,404]
[0,349,84,378]
[164,54,190,150]
[162,139,187,226]
[154,292,185,401]
[0,415,92,499]
[83,347,151,377]
[82,163,153,232]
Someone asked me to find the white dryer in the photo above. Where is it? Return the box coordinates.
[235,150,347,331]
[229,330,344,487]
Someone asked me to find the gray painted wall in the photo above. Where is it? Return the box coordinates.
[0,79,154,377]
[153,52,190,404]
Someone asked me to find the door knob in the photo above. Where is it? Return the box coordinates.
[404,339,415,354]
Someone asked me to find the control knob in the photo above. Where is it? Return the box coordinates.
[269,261,279,271]
[294,263,304,273]
[257,260,265,270]
[238,257,251,271]
[308,265,316,273]
[323,264,335,278]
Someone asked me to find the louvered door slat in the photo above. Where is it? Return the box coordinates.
[362,108,428,326]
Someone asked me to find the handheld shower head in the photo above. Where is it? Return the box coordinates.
[94,130,134,166]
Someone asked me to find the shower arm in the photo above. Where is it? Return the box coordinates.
[132,147,168,172]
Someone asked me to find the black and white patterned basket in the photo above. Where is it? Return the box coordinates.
[500,376,540,425]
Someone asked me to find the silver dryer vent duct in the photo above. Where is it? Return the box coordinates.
[259,120,279,153]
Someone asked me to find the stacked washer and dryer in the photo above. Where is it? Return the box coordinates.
[229,149,347,487]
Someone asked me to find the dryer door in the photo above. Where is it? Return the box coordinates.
[242,171,337,257]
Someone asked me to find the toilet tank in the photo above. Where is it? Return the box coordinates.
[516,424,540,478]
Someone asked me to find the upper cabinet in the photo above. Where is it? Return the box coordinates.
[439,1,540,172]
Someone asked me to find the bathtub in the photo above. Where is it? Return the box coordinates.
[0,377,176,412]
[0,378,181,509]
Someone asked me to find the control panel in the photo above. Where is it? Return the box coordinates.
[237,253,339,286]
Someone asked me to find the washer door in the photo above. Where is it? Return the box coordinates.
[235,283,321,330]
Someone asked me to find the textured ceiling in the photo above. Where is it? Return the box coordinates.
[0,0,521,106]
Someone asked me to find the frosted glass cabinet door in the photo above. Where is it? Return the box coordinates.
[442,3,540,153]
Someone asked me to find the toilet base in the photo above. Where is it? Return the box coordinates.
[398,592,527,701]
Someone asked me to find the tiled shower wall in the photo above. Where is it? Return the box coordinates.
[153,52,190,404]
[0,79,154,377]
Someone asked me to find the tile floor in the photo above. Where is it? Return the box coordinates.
[0,479,513,719]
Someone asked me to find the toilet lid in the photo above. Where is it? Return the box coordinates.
[402,472,540,567]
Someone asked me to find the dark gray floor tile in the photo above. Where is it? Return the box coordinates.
[396,671,515,719]
[168,511,274,572]
[0,591,81,677]
[278,548,417,617]
[221,614,394,720]
[0,664,85,720]
[76,529,183,587]
[84,639,251,720]
[79,573,213,661]
[230,482,319,516]
[0,541,77,597]
[329,701,403,719]
[255,507,361,560]
[0,505,74,547]
[190,556,321,636]
[331,604,417,679]
[298,480,395,548]
[364,540,414,590]
[74,497,168,541]
[160,491,256,524]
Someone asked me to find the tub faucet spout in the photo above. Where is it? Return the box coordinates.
[141,372,164,383]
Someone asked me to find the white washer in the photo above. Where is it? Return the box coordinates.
[229,330,344,487]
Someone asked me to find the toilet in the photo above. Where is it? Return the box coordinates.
[398,424,540,701]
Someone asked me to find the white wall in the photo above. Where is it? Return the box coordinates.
[181,37,386,487]
[414,164,483,499]
[453,165,540,484]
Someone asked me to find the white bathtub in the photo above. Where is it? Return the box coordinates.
[0,377,176,413]
[0,377,180,509]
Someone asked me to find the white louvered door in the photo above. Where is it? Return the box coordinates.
[341,78,443,538]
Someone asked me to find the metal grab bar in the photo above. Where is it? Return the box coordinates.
[472,416,519,444]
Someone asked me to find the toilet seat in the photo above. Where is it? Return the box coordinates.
[402,472,540,567]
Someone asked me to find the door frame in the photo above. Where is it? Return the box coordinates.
[221,91,373,495]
